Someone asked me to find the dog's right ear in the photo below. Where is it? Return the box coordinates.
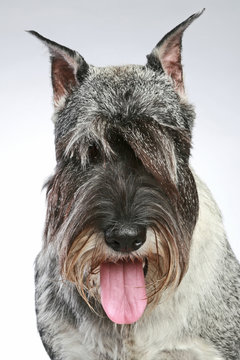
[28,31,89,106]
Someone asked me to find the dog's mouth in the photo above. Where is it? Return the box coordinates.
[143,257,148,276]
[100,258,147,325]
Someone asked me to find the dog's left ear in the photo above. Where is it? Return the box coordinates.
[147,9,205,96]
[28,31,89,106]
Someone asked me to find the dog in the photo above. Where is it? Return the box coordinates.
[30,9,240,360]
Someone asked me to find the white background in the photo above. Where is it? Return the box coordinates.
[0,0,239,359]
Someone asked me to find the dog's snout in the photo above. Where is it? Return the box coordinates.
[104,225,146,252]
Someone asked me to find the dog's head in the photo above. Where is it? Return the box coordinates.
[30,10,203,325]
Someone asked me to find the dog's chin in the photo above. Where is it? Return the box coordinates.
[67,253,170,325]
[62,231,181,324]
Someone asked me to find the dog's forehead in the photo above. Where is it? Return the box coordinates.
[55,64,191,140]
[84,64,173,100]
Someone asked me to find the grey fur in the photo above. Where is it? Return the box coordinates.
[31,10,240,360]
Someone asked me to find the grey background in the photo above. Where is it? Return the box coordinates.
[0,0,239,358]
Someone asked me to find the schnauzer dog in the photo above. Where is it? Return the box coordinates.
[30,9,240,360]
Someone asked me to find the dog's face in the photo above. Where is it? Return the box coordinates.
[31,10,203,325]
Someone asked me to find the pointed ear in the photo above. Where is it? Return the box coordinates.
[146,9,205,96]
[28,31,89,106]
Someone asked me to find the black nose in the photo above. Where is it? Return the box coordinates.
[104,225,146,252]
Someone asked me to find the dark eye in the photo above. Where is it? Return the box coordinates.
[88,144,101,164]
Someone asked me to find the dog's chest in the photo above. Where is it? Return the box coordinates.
[57,327,161,360]
[56,318,180,360]
[56,317,224,360]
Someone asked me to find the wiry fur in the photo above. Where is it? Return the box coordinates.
[31,10,240,360]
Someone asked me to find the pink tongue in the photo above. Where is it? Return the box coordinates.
[100,260,147,324]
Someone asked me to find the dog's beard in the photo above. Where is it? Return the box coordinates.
[44,165,196,325]
[61,222,188,324]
